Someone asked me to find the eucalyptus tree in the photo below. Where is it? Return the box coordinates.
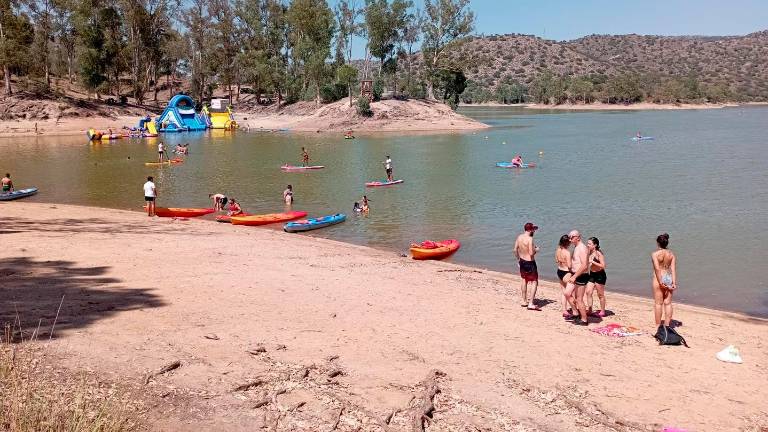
[421,0,474,99]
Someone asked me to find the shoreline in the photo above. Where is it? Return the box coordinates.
[461,101,747,110]
[2,202,767,431]
[18,199,768,321]
[10,99,766,139]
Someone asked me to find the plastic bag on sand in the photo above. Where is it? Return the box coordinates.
[716,345,743,364]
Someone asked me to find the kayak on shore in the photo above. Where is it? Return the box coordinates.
[281,165,325,171]
[365,179,404,187]
[215,213,251,223]
[284,213,346,233]
[145,158,184,166]
[410,239,461,260]
[230,211,308,226]
[495,162,537,169]
[152,207,215,218]
[0,187,38,201]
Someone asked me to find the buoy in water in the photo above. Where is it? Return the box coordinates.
[502,141,506,145]
[539,151,544,156]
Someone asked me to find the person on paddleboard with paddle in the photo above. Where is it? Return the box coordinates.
[158,142,165,163]
[301,147,310,167]
[383,155,393,182]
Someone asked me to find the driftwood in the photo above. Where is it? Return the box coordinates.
[327,369,344,378]
[329,407,344,431]
[247,346,267,355]
[410,369,445,432]
[383,409,398,425]
[232,379,264,392]
[253,388,287,409]
[144,360,181,384]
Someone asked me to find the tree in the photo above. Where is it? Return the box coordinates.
[336,63,357,106]
[28,0,55,87]
[400,7,420,97]
[421,0,474,100]
[334,0,362,64]
[287,0,334,106]
[182,0,216,102]
[434,68,466,109]
[568,76,594,103]
[75,0,111,98]
[0,0,34,94]
[209,0,238,101]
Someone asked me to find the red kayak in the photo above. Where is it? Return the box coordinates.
[215,213,251,223]
[153,207,215,218]
[230,211,307,226]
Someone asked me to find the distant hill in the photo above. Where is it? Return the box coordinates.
[427,30,768,102]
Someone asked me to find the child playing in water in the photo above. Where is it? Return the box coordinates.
[283,185,293,204]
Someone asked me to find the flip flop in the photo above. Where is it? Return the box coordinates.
[527,305,542,311]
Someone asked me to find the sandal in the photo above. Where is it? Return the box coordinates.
[527,305,542,311]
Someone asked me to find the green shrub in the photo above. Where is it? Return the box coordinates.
[356,96,373,117]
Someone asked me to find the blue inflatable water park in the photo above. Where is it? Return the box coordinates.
[156,94,209,132]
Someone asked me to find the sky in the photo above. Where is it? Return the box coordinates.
[330,0,768,58]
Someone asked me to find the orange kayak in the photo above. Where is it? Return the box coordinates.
[153,207,215,218]
[230,211,307,226]
[215,212,251,223]
[410,239,461,260]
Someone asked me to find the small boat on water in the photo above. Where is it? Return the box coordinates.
[230,211,307,226]
[495,162,537,169]
[145,158,184,166]
[365,179,404,187]
[631,136,654,141]
[284,213,346,232]
[410,239,461,260]
[281,165,325,171]
[0,187,38,201]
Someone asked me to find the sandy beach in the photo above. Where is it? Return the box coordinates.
[1,202,766,431]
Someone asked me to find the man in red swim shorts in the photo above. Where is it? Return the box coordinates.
[514,222,541,310]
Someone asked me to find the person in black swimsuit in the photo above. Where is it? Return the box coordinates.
[585,237,608,317]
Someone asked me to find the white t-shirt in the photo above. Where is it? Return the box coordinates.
[143,181,156,197]
[158,143,164,152]
[385,158,392,170]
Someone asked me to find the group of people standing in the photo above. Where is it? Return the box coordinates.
[514,223,677,327]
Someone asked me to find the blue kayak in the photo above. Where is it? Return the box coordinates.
[631,136,654,141]
[496,162,537,169]
[0,187,38,201]
[284,213,346,233]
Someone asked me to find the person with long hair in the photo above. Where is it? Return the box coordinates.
[555,234,576,319]
[585,237,607,317]
[652,233,677,326]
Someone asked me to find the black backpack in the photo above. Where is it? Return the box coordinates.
[654,325,689,347]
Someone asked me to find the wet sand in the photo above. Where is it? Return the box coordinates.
[1,202,766,431]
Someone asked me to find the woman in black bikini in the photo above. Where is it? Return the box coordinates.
[585,237,607,317]
[555,235,576,319]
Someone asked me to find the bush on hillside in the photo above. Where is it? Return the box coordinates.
[356,96,373,117]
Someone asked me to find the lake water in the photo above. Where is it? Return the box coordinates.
[2,106,767,317]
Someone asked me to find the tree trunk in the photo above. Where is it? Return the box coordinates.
[315,82,321,107]
[348,79,353,107]
[426,81,435,100]
[3,65,11,95]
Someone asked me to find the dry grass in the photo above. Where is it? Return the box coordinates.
[0,325,141,432]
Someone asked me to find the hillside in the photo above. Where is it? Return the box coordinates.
[435,30,768,101]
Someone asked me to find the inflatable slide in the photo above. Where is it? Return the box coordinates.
[156,94,208,132]
[203,99,238,130]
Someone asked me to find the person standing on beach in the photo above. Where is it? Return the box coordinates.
[143,176,156,217]
[568,230,590,325]
[514,222,541,311]
[383,155,393,182]
[158,142,165,163]
[301,147,310,167]
[585,237,608,317]
[652,233,677,326]
[283,185,293,205]
[1,173,13,192]
[555,234,575,318]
